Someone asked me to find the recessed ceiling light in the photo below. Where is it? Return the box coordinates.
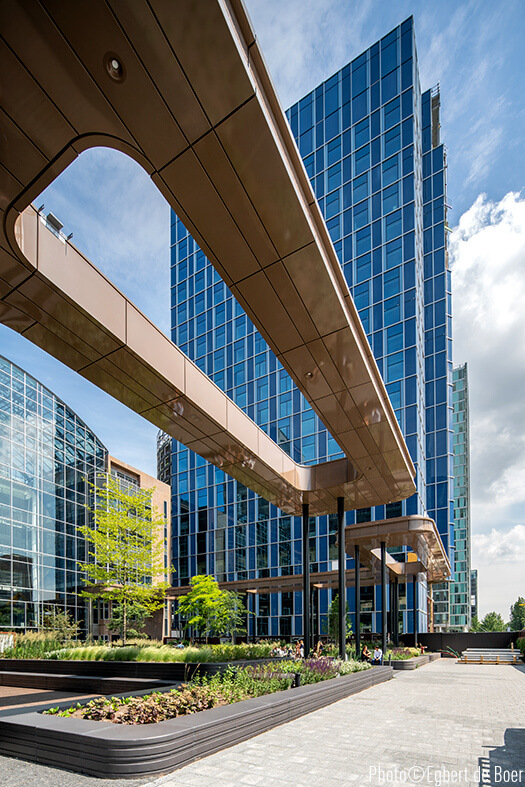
[305,371,313,379]
[104,52,126,83]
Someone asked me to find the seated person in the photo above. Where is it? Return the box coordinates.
[372,646,383,665]
[361,644,372,662]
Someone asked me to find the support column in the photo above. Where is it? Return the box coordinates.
[337,497,346,660]
[388,580,394,644]
[413,574,418,647]
[355,545,361,659]
[302,502,310,658]
[165,598,172,642]
[428,583,434,633]
[316,586,321,648]
[244,592,258,644]
[88,598,93,640]
[381,541,387,656]
[393,577,400,646]
[310,586,316,649]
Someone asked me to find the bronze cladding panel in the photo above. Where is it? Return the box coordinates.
[0,0,416,515]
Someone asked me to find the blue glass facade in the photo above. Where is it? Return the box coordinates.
[167,17,453,638]
[0,356,108,633]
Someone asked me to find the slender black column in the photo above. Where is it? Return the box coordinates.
[393,577,400,646]
[250,593,255,644]
[413,574,418,647]
[380,541,387,655]
[316,586,321,648]
[354,544,361,658]
[388,579,394,643]
[310,585,315,647]
[337,496,346,660]
[302,502,310,657]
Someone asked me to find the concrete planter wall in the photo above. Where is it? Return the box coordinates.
[0,666,392,778]
[391,653,440,670]
[0,658,198,681]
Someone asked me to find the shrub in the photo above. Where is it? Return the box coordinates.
[387,647,421,660]
[516,637,525,654]
[257,657,371,684]
[338,659,372,674]
[43,658,371,725]
[44,667,292,724]
[45,686,224,724]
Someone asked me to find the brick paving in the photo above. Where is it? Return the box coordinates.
[0,660,523,786]
[143,660,525,787]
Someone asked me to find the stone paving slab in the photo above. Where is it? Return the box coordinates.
[142,661,525,787]
[0,661,523,786]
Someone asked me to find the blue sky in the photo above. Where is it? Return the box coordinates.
[2,0,524,619]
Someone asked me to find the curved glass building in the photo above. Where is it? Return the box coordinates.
[0,355,107,633]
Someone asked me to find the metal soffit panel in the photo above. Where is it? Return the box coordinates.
[344,516,451,582]
[166,568,379,598]
[0,0,415,516]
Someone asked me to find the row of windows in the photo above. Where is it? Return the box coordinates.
[294,62,414,153]
[290,27,413,136]
[169,27,451,554]
[0,600,86,630]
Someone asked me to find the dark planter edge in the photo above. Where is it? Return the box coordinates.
[391,653,440,670]
[0,666,393,778]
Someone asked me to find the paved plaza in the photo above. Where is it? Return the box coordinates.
[0,660,523,786]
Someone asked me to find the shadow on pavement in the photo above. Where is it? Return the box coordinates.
[478,728,525,786]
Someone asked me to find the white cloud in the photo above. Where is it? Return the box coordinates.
[451,192,525,520]
[451,193,525,617]
[473,525,525,564]
[471,525,525,620]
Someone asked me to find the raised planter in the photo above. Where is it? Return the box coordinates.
[0,657,281,682]
[391,653,440,670]
[0,667,393,778]
[0,670,177,695]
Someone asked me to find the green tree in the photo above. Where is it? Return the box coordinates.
[480,611,506,632]
[509,597,525,631]
[41,609,80,644]
[177,575,248,643]
[78,478,169,645]
[212,591,247,641]
[107,598,153,640]
[177,575,223,643]
[325,593,352,644]
[469,615,482,632]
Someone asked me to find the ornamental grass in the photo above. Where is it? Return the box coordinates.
[46,641,278,663]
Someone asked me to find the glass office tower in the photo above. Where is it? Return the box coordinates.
[167,17,453,638]
[433,363,470,630]
[0,356,107,633]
